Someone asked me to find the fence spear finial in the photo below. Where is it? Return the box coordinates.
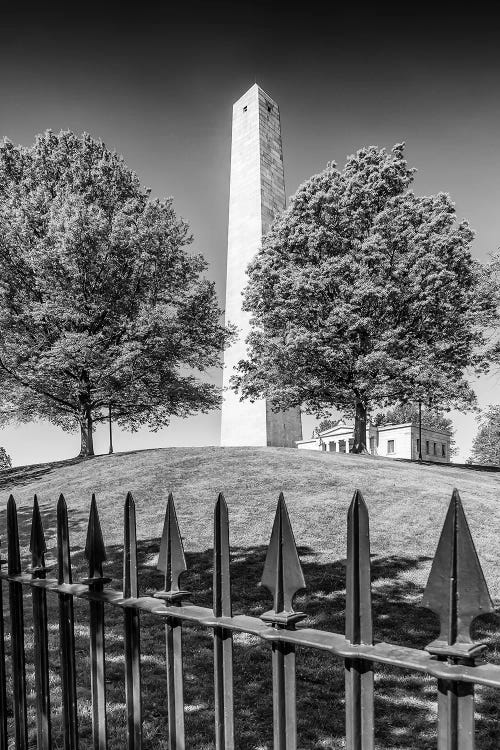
[84,494,107,580]
[7,494,21,575]
[57,494,72,585]
[156,492,187,598]
[346,489,373,645]
[30,495,47,570]
[213,492,231,618]
[422,488,494,657]
[123,492,139,599]
[261,492,306,624]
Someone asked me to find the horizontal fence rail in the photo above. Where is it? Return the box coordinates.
[0,487,498,749]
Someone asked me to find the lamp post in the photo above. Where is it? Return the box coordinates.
[418,401,422,461]
[108,403,113,455]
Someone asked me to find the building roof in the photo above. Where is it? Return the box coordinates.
[319,420,354,437]
[315,420,451,440]
[376,422,451,436]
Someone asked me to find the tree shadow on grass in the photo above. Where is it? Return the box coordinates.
[2,531,499,750]
[0,502,90,557]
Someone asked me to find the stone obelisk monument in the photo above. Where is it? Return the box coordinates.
[221,84,302,447]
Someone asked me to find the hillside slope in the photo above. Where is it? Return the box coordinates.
[1,446,499,599]
[1,447,500,749]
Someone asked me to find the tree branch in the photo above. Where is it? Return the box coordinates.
[0,357,76,412]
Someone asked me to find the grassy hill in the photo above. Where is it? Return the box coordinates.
[2,446,500,596]
[1,447,500,749]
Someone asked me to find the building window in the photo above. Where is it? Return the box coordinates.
[433,442,437,456]
[267,104,272,112]
[426,440,430,454]
[243,105,247,112]
[416,438,420,453]
[387,440,395,454]
[321,442,326,451]
[442,444,446,457]
[348,439,354,452]
[369,436,375,455]
[329,441,336,452]
[339,440,346,453]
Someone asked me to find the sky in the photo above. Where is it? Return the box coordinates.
[0,5,499,465]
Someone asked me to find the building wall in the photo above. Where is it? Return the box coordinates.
[323,428,355,453]
[297,438,320,451]
[221,85,302,447]
[411,425,450,463]
[297,425,364,453]
[376,425,412,459]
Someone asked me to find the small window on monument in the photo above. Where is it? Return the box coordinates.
[243,105,247,112]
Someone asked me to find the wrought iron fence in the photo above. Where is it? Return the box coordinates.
[0,486,499,749]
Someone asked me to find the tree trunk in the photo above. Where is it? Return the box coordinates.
[78,368,94,457]
[352,397,368,454]
[79,411,95,457]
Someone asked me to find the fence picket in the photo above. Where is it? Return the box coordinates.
[213,493,234,750]
[84,494,109,750]
[7,494,28,749]
[423,489,494,750]
[155,493,188,749]
[0,533,7,749]
[123,492,142,749]
[30,495,52,749]
[261,493,306,750]
[437,679,475,750]
[57,493,79,750]
[345,490,374,750]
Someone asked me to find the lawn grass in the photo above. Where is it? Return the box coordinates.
[1,447,500,749]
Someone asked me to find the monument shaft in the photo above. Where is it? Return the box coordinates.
[221,84,302,447]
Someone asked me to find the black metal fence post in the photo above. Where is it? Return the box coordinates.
[0,532,8,749]
[7,495,28,749]
[213,493,235,750]
[422,489,494,750]
[123,492,142,750]
[345,491,374,750]
[57,494,79,749]
[83,495,110,750]
[154,493,188,749]
[260,494,306,750]
[30,495,52,749]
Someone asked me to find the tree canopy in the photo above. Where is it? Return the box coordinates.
[0,131,232,455]
[0,447,11,469]
[232,144,495,452]
[311,417,336,438]
[484,251,500,368]
[469,405,500,466]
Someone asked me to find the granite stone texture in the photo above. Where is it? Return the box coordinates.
[221,85,302,447]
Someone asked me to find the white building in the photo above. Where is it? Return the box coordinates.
[296,419,451,463]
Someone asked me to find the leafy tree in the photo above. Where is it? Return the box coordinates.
[232,144,495,452]
[484,252,500,365]
[0,447,11,469]
[373,403,457,455]
[469,405,500,465]
[311,417,336,438]
[0,131,232,456]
